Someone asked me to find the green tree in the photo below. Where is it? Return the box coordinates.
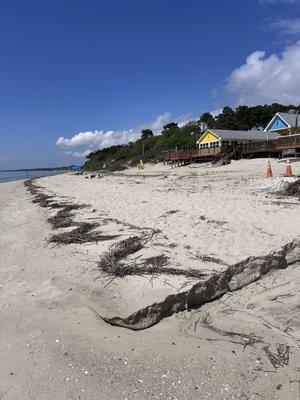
[161,122,180,136]
[235,106,252,130]
[199,112,214,130]
[180,121,201,147]
[141,129,154,140]
[214,107,238,130]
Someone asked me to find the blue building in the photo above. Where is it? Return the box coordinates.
[264,112,300,136]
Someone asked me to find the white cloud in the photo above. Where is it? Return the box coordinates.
[176,113,195,127]
[56,131,105,149]
[65,149,94,158]
[56,129,140,159]
[56,129,138,150]
[56,112,193,159]
[225,41,300,106]
[138,111,192,131]
[146,112,171,132]
[270,18,300,35]
[210,108,223,117]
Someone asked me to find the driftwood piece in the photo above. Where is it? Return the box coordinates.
[263,344,290,369]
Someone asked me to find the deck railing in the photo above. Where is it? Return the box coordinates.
[165,147,220,160]
[240,134,300,154]
[163,134,300,161]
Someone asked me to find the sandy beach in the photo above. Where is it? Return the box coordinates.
[0,158,299,399]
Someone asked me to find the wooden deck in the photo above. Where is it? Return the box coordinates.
[164,147,220,161]
[163,135,300,163]
[240,134,300,154]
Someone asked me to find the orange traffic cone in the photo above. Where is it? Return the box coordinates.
[284,158,293,177]
[266,161,273,178]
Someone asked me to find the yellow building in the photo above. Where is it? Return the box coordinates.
[196,129,279,150]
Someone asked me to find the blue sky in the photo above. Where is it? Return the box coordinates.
[1,0,300,169]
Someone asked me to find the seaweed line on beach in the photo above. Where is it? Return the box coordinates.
[25,179,159,245]
[24,180,300,333]
[49,222,119,245]
[25,179,119,244]
[98,236,208,279]
[98,239,300,330]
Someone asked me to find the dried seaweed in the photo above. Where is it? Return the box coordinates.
[25,179,90,231]
[143,254,169,268]
[263,344,289,369]
[99,238,207,279]
[280,179,300,198]
[49,222,118,245]
[47,209,76,229]
[201,312,263,347]
[195,253,227,265]
[160,210,179,218]
[32,193,54,203]
[99,236,144,275]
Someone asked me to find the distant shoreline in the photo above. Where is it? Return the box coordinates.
[0,167,68,173]
[0,169,66,184]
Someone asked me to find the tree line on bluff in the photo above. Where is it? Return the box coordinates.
[84,103,300,171]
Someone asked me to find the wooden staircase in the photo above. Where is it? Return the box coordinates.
[213,145,241,166]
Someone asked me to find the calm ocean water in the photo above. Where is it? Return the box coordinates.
[0,170,66,184]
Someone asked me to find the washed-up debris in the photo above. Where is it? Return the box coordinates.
[263,344,290,369]
[160,210,179,218]
[280,178,300,198]
[25,179,152,248]
[32,193,54,203]
[25,179,86,210]
[195,253,227,266]
[25,179,116,245]
[49,222,118,245]
[201,312,263,347]
[143,255,169,268]
[98,236,144,277]
[108,236,144,260]
[100,239,299,330]
[47,208,76,229]
[24,179,40,191]
[47,204,86,229]
[99,237,207,279]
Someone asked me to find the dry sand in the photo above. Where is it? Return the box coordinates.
[0,158,299,399]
